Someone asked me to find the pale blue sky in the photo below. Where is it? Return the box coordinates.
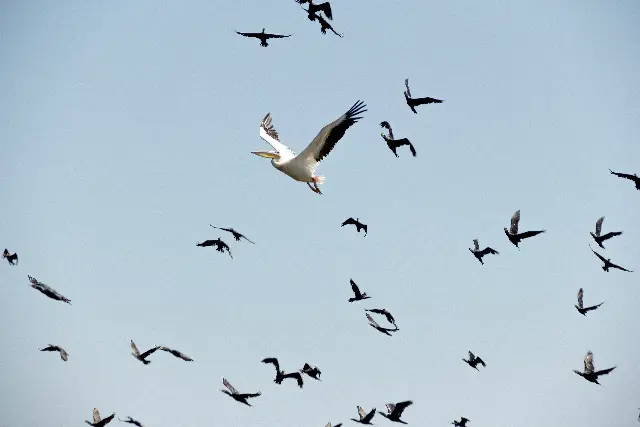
[1,0,639,426]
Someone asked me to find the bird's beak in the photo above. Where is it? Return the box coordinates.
[251,150,280,160]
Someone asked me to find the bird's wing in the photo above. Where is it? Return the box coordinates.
[577,288,584,309]
[468,351,475,360]
[351,279,362,297]
[296,0,310,3]
[404,79,412,98]
[239,391,262,398]
[259,113,296,158]
[223,378,239,394]
[264,33,293,39]
[93,408,102,424]
[60,348,69,361]
[412,96,443,105]
[366,313,381,328]
[610,170,636,180]
[362,408,376,423]
[599,231,622,240]
[169,349,193,361]
[358,406,366,420]
[590,247,607,263]
[130,341,140,357]
[595,366,616,376]
[236,31,261,38]
[391,401,413,417]
[478,247,499,256]
[584,302,604,311]
[262,357,280,372]
[283,371,304,387]
[315,2,333,19]
[611,262,632,272]
[473,239,479,251]
[595,216,604,236]
[240,234,256,244]
[510,210,521,235]
[518,230,545,239]
[297,100,367,165]
[139,346,160,359]
[342,217,356,226]
[475,357,486,366]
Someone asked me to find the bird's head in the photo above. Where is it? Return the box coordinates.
[503,227,510,234]
[262,28,266,33]
[251,150,281,163]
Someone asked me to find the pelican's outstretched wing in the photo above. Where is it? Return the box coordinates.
[510,210,521,235]
[259,113,296,159]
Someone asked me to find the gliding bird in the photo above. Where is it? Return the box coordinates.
[220,378,262,406]
[3,248,18,265]
[575,288,604,316]
[40,344,69,361]
[342,217,367,236]
[197,238,233,258]
[252,101,367,194]
[590,246,632,272]
[349,279,370,302]
[404,78,443,114]
[378,401,413,424]
[590,216,622,249]
[469,239,499,265]
[462,351,486,371]
[262,357,304,388]
[351,406,377,425]
[236,28,292,47]
[504,210,545,248]
[573,351,616,385]
[86,408,115,427]
[210,225,255,244]
[118,417,144,427]
[609,169,640,191]
[380,121,416,157]
[28,275,71,305]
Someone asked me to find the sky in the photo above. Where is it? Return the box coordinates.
[1,0,639,426]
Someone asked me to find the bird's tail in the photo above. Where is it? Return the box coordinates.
[314,175,326,185]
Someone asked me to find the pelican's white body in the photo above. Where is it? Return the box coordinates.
[271,157,314,183]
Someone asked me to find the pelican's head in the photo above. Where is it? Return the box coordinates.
[251,150,281,161]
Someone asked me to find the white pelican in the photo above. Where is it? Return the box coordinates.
[251,100,367,194]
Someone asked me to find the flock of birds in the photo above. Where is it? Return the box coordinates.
[4,1,640,426]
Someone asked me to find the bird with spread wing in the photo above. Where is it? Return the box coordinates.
[220,377,262,406]
[378,400,413,424]
[296,0,333,21]
[351,406,377,424]
[130,340,160,365]
[118,417,144,427]
[609,169,640,191]
[573,351,616,385]
[452,417,470,427]
[504,210,545,248]
[40,344,69,361]
[590,216,622,249]
[365,308,396,327]
[590,246,632,272]
[469,239,499,265]
[86,408,115,427]
[300,363,322,380]
[28,275,71,305]
[404,78,443,114]
[462,351,486,371]
[349,279,371,302]
[342,217,367,236]
[3,248,18,265]
[575,288,604,316]
[159,346,194,362]
[236,28,292,47]
[366,313,399,336]
[380,121,416,157]
[262,357,304,388]
[210,225,255,244]
[197,238,233,258]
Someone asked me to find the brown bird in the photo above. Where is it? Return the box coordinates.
[2,248,18,265]
[40,344,69,361]
[609,169,640,191]
[118,417,144,427]
[220,378,262,406]
[380,121,416,158]
[469,239,499,265]
[351,406,376,424]
[504,210,545,248]
[349,279,371,302]
[404,78,443,114]
[262,357,304,388]
[366,313,399,336]
[573,351,616,385]
[130,340,160,365]
[210,225,255,244]
[197,238,233,258]
[590,246,632,272]
[378,401,413,424]
[575,288,604,316]
[86,408,115,427]
[236,29,292,47]
[590,216,622,249]
[296,0,333,20]
[462,351,486,371]
[342,217,367,236]
[28,275,71,305]
[159,346,194,362]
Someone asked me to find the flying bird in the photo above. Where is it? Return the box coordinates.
[326,423,343,427]
[380,121,416,157]
[297,0,333,20]
[573,351,616,385]
[351,406,377,425]
[28,275,71,305]
[159,346,194,361]
[378,401,413,424]
[236,29,292,47]
[220,377,262,406]
[452,417,470,427]
[309,11,343,37]
[609,169,640,191]
[262,357,304,388]
[575,288,604,316]
[118,417,144,427]
[342,217,368,236]
[404,78,443,114]
[2,248,18,265]
[210,225,255,244]
[349,279,371,302]
[365,308,396,326]
[504,210,545,248]
[130,340,160,365]
[469,239,499,265]
[197,238,233,259]
[590,216,622,249]
[86,408,115,427]
[366,313,399,336]
[40,344,69,361]
[300,363,322,380]
[252,100,367,194]
[462,351,486,371]
[590,246,632,272]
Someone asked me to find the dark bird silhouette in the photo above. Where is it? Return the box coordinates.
[220,377,262,406]
[130,340,160,365]
[159,346,194,361]
[296,0,333,20]
[462,351,486,371]
[349,279,371,302]
[637,408,640,422]
[590,246,632,272]
[380,121,416,157]
[262,357,304,388]
[209,225,255,244]
[351,406,377,424]
[469,239,499,265]
[118,417,144,427]
[404,78,443,114]
[197,238,233,258]
[326,423,343,427]
[609,169,640,191]
[300,363,322,380]
[86,408,115,427]
[307,11,343,37]
[366,313,399,336]
[590,216,622,249]
[575,288,604,316]
[236,29,292,47]
[504,210,545,248]
[378,401,413,424]
[3,248,18,265]
[365,308,396,326]
[573,351,616,385]
[452,417,470,427]
[28,275,71,305]
[342,217,367,236]
[40,344,69,361]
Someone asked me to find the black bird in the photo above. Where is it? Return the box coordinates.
[300,363,322,380]
[40,344,69,361]
[366,313,399,336]
[262,357,304,388]
[378,401,413,424]
[575,288,604,316]
[309,11,343,37]
[452,417,470,427]
[469,239,499,265]
[404,78,443,114]
[380,121,416,157]
[159,346,194,361]
[296,0,333,20]
[130,340,160,365]
[351,406,377,424]
[590,216,622,249]
[118,417,144,427]
[210,225,255,244]
[28,275,71,305]
[504,210,545,248]
[365,308,396,326]
[86,408,115,427]
[197,238,233,258]
[462,351,486,371]
[349,279,371,302]
[609,169,640,191]
[236,29,292,47]
[590,246,632,272]
[342,217,367,236]
[220,377,262,406]
[3,248,18,265]
[573,351,616,385]
[326,423,343,427]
